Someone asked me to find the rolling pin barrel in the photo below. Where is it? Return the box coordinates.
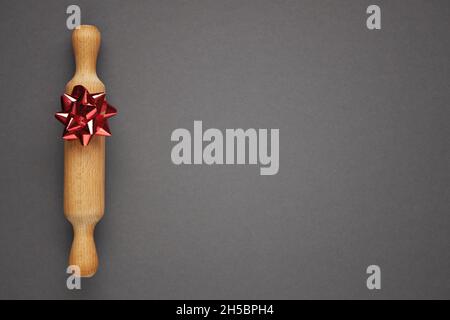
[64,25,105,277]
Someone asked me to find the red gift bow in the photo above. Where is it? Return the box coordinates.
[55,85,117,146]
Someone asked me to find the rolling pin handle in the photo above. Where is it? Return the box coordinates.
[69,224,98,278]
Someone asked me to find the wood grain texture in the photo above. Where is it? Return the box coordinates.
[64,25,105,277]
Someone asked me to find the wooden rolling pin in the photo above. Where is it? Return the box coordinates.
[64,25,105,277]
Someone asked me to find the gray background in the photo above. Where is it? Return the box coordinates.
[0,0,449,299]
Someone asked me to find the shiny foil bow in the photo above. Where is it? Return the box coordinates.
[55,85,117,146]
